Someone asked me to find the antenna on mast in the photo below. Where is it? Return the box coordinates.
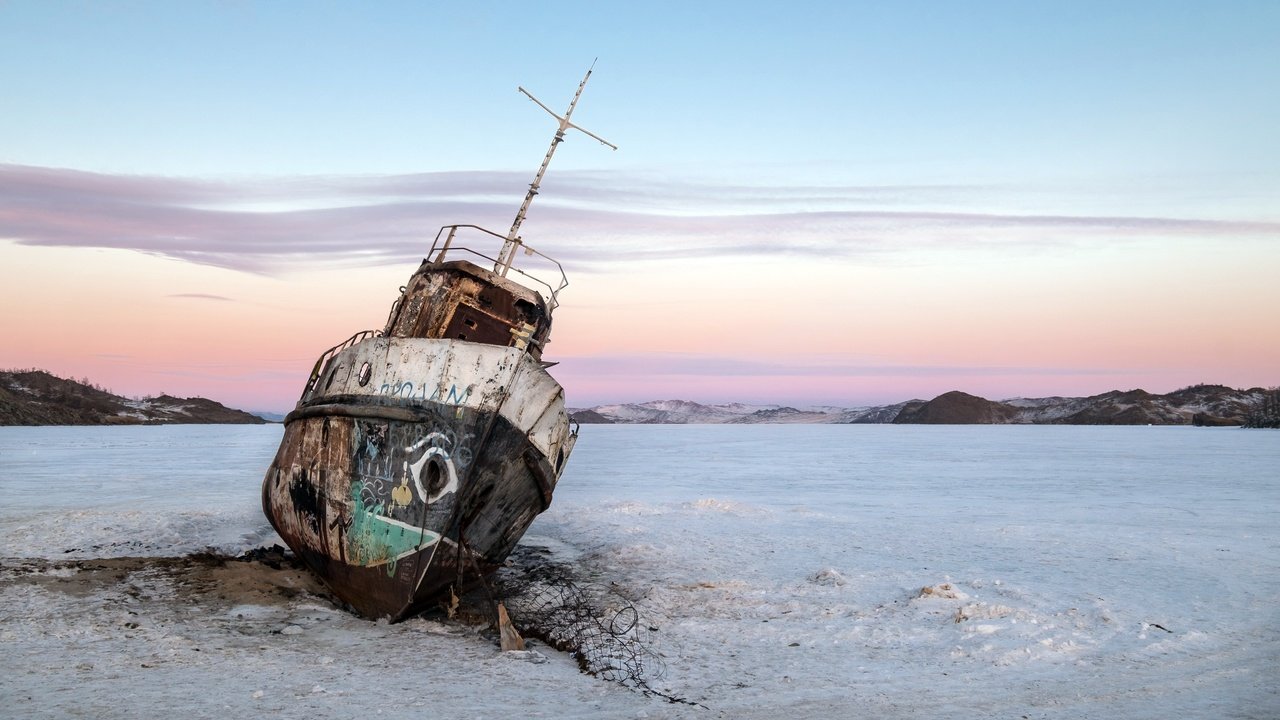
[494,61,616,276]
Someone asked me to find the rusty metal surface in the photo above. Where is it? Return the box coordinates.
[263,334,573,620]
[258,71,612,620]
[384,260,552,359]
[304,338,574,463]
[262,221,579,620]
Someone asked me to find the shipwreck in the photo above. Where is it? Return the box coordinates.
[262,68,613,620]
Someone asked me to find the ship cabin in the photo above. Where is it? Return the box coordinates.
[381,224,567,363]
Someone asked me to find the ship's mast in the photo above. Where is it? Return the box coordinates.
[494,63,616,276]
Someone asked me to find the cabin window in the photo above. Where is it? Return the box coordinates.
[357,362,372,387]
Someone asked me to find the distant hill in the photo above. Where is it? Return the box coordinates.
[569,409,614,424]
[570,399,915,425]
[0,370,268,426]
[898,385,1271,426]
[570,385,1276,426]
[7,368,1271,428]
[894,391,1020,424]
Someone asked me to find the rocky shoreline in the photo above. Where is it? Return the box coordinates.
[0,370,267,425]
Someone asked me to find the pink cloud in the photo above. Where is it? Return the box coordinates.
[3,163,1275,276]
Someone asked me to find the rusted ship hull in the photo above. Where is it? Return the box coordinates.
[262,337,575,619]
[262,68,610,621]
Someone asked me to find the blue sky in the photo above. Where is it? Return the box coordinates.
[2,1,1277,410]
[5,1,1277,185]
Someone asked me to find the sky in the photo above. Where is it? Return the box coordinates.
[1,1,1277,412]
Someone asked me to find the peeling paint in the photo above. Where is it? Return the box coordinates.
[260,71,604,618]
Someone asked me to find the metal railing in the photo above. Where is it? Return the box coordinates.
[298,329,379,402]
[294,226,570,404]
[428,224,570,312]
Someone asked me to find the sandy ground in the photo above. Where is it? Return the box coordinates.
[0,550,677,719]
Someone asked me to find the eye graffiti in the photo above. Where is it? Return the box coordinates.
[403,432,461,505]
[352,420,472,512]
[345,420,473,571]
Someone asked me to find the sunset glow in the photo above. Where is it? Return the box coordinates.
[2,2,1277,412]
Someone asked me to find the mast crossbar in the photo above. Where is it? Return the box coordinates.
[494,64,615,275]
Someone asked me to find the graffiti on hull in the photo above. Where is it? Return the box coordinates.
[346,418,473,571]
[378,380,474,406]
[347,483,440,571]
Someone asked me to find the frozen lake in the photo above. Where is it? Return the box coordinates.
[1,424,1277,718]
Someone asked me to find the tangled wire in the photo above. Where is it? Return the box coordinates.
[488,547,663,689]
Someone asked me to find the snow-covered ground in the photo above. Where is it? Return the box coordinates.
[1,424,1277,718]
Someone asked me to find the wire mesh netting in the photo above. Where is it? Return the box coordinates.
[460,545,664,690]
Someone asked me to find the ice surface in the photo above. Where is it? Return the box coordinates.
[0,425,282,558]
[1,424,1277,718]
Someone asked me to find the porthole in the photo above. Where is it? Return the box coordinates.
[357,361,372,386]
[424,458,447,497]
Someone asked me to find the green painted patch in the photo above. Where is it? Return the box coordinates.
[348,483,440,569]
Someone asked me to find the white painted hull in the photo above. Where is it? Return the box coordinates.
[262,337,575,619]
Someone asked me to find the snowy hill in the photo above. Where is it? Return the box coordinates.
[0,370,268,426]
[570,399,909,425]
[900,385,1272,425]
[583,399,772,424]
[570,385,1275,426]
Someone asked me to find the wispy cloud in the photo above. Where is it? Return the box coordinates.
[168,293,234,301]
[2,163,1275,275]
